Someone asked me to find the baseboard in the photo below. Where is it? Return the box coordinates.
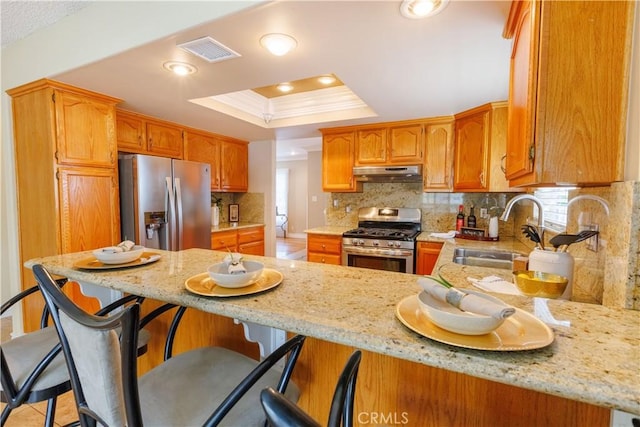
[286,233,306,239]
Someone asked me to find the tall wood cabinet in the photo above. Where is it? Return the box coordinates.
[503,0,634,186]
[8,79,121,331]
[185,129,249,192]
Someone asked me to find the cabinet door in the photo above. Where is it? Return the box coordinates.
[423,121,454,191]
[453,111,489,191]
[116,111,147,153]
[211,230,238,251]
[505,0,536,180]
[322,132,360,192]
[55,90,116,167]
[355,127,387,165]
[57,166,120,253]
[147,121,183,159]
[220,140,248,192]
[388,124,423,164]
[416,242,443,275]
[185,131,221,190]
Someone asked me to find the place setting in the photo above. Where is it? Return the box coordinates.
[396,274,554,351]
[74,240,162,270]
[185,252,283,297]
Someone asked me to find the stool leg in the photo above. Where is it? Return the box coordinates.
[44,397,57,427]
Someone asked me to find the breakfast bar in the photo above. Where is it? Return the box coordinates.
[25,245,640,424]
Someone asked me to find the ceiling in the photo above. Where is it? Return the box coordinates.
[1,0,513,161]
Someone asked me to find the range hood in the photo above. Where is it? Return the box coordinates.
[353,165,422,183]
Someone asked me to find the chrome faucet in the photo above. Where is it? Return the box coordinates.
[500,194,546,245]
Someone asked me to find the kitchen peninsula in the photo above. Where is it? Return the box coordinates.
[25,246,639,425]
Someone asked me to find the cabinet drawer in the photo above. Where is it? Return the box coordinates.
[211,230,238,251]
[307,235,341,255]
[307,253,342,265]
[238,226,264,244]
[239,240,264,256]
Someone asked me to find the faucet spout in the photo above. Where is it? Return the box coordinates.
[500,194,546,244]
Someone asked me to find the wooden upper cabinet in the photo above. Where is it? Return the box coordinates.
[54,90,117,168]
[503,0,634,186]
[355,127,387,165]
[184,129,248,192]
[146,120,183,159]
[115,111,146,152]
[454,102,514,192]
[321,131,362,192]
[388,123,423,164]
[423,118,454,192]
[220,139,248,192]
[116,110,183,159]
[354,122,423,166]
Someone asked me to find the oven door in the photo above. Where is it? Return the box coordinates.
[342,246,414,274]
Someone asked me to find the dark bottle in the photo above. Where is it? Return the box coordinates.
[468,205,477,228]
[456,205,465,232]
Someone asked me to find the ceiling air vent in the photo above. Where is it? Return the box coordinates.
[178,36,241,63]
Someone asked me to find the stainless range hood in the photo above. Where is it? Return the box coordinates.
[353,165,422,183]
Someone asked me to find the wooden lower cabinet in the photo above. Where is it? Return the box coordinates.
[291,336,609,426]
[307,234,342,265]
[238,226,265,255]
[416,242,443,275]
[211,225,265,255]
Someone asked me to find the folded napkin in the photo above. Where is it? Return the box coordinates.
[428,231,457,239]
[418,277,516,319]
[101,240,136,253]
[227,262,246,275]
[224,252,246,274]
[467,276,522,295]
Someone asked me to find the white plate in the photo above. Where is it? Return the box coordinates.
[396,294,554,351]
[74,252,161,270]
[185,269,283,297]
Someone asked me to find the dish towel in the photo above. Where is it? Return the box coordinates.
[417,277,516,319]
[428,231,457,239]
[467,276,522,296]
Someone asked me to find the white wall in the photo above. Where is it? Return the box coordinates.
[0,1,260,319]
[248,141,277,257]
[307,150,328,228]
[276,159,308,237]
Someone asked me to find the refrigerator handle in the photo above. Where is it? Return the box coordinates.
[165,177,177,250]
[174,178,184,251]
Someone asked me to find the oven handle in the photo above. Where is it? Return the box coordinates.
[342,246,414,258]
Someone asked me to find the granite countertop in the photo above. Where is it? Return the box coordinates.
[304,226,352,236]
[26,246,640,415]
[211,222,264,233]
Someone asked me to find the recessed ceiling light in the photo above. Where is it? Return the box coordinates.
[318,75,336,85]
[277,83,294,93]
[163,61,197,75]
[260,33,297,56]
[400,0,449,19]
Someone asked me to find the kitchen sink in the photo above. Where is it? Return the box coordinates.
[452,248,524,270]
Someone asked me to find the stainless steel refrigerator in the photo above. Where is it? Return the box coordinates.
[119,154,211,250]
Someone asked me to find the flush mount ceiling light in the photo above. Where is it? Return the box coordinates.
[400,0,449,19]
[163,61,197,76]
[318,75,336,85]
[277,82,294,93]
[260,33,297,56]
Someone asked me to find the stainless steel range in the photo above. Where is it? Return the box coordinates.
[342,207,421,274]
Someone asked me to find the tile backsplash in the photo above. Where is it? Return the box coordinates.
[326,181,640,310]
